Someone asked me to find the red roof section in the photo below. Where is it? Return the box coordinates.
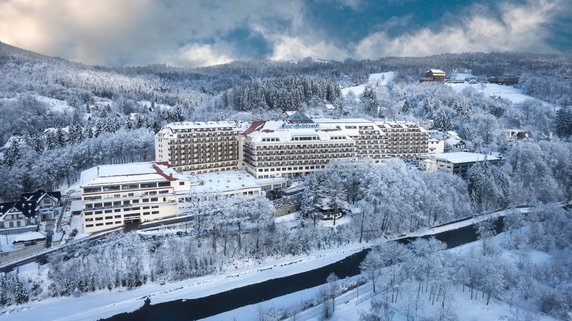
[152,163,177,181]
[242,120,266,135]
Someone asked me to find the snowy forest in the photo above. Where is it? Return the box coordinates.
[1,42,572,200]
[0,41,572,320]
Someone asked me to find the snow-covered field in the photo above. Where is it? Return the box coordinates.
[447,82,544,105]
[1,95,74,113]
[33,96,73,113]
[341,72,395,99]
[449,72,475,81]
[138,100,173,110]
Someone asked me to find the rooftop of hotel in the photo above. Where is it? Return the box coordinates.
[429,152,500,164]
[242,120,350,143]
[80,162,183,186]
[184,170,284,194]
[313,118,373,123]
[184,171,259,194]
[159,121,245,132]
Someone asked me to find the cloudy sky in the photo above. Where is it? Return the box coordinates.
[0,0,570,67]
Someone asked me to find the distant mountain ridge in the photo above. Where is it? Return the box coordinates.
[0,40,88,69]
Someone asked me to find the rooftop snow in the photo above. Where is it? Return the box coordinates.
[186,171,261,194]
[80,162,182,186]
[163,121,243,130]
[13,232,45,243]
[314,118,372,123]
[245,120,348,143]
[431,152,499,164]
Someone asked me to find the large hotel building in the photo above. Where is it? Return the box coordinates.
[80,163,285,233]
[80,162,188,233]
[81,114,430,233]
[154,113,429,178]
[155,121,242,174]
[242,120,357,178]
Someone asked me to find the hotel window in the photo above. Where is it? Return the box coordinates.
[84,187,101,193]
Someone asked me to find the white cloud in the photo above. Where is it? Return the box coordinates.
[322,0,365,10]
[0,0,176,65]
[167,43,234,67]
[355,0,560,58]
[268,35,350,61]
[261,0,563,63]
[0,0,303,66]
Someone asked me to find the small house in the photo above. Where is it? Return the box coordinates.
[506,129,531,141]
[445,138,467,151]
[0,200,39,231]
[320,208,343,220]
[20,190,62,221]
[420,69,446,83]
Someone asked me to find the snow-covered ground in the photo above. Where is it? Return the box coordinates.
[0,206,534,321]
[34,96,73,113]
[0,242,370,321]
[447,82,546,105]
[0,234,18,252]
[341,72,395,99]
[449,73,476,81]
[138,100,173,110]
[316,232,559,321]
[0,95,72,113]
[207,226,558,321]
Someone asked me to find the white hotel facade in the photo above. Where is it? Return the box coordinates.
[80,162,188,233]
[80,163,285,233]
[81,114,431,232]
[153,115,430,178]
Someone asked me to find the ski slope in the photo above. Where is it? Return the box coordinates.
[341,72,395,99]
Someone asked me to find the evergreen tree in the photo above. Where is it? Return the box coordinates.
[555,107,572,140]
[402,99,410,114]
[3,140,21,168]
[45,132,57,150]
[56,128,67,146]
[361,86,380,116]
[0,274,7,306]
[13,275,29,304]
[68,124,84,143]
